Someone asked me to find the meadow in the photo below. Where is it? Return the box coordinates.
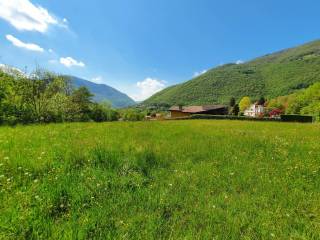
[0,120,319,239]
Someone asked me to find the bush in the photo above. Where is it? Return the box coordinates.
[280,114,314,123]
[121,109,145,121]
[90,103,119,122]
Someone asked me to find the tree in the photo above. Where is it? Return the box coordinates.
[71,86,93,121]
[0,68,123,124]
[239,97,251,112]
[0,71,33,124]
[286,82,320,120]
[121,109,145,121]
[229,97,236,107]
[17,70,75,123]
[301,102,320,121]
[232,104,240,116]
[90,102,119,122]
[266,95,295,113]
[228,97,237,115]
[257,97,266,105]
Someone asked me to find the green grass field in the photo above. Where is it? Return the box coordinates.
[0,120,320,239]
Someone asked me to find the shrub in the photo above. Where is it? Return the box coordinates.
[121,109,145,121]
[269,108,283,118]
[90,103,119,122]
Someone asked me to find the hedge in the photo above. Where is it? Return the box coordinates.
[190,115,281,121]
[280,115,314,123]
[166,114,314,123]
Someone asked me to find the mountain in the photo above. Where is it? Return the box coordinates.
[69,76,135,108]
[0,64,26,77]
[143,40,320,106]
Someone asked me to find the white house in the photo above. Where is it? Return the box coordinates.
[244,104,265,117]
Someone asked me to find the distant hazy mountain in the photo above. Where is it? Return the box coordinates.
[143,39,320,106]
[69,76,135,108]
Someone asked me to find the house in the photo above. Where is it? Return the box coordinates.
[244,103,265,117]
[169,105,228,118]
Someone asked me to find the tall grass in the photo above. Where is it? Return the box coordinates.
[0,120,319,239]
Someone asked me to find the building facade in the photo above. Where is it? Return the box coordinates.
[244,104,265,117]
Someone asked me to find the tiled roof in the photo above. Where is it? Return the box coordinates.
[169,106,183,111]
[169,105,227,113]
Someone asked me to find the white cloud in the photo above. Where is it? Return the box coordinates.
[48,48,54,53]
[0,0,66,33]
[236,60,244,64]
[193,69,207,77]
[59,57,85,68]
[6,34,44,52]
[131,78,166,101]
[91,76,104,84]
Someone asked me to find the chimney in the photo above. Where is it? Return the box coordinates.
[178,104,183,111]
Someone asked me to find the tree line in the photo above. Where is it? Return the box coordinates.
[0,69,144,125]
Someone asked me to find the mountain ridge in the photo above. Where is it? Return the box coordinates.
[69,76,135,108]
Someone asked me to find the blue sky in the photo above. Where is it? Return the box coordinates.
[0,0,319,100]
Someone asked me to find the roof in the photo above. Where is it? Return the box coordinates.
[169,105,227,113]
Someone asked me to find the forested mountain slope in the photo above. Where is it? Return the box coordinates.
[144,40,320,106]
